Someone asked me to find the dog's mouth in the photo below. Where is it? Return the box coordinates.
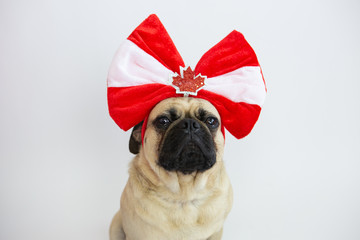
[158,134,216,174]
[178,141,215,174]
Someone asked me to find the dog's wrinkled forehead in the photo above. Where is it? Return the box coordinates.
[148,98,221,123]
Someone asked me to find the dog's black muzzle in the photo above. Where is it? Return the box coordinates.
[158,118,216,174]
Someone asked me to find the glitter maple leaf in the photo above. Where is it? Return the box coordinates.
[171,67,206,96]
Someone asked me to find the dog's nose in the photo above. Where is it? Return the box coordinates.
[178,118,200,133]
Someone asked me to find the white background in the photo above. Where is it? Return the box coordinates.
[1,0,359,239]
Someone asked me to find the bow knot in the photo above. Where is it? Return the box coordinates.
[170,66,206,97]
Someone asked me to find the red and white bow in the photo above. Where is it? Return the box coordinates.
[107,14,266,139]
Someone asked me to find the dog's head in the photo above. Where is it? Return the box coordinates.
[129,97,224,175]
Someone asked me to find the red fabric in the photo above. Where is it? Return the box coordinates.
[128,14,185,74]
[195,30,259,78]
[108,84,260,139]
[108,14,265,140]
[141,115,148,145]
[108,84,178,132]
[196,90,261,139]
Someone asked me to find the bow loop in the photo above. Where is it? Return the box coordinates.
[128,14,185,74]
[195,30,260,78]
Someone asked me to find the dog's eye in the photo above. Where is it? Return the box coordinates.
[155,117,171,129]
[205,117,219,129]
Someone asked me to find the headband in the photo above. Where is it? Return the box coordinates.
[107,14,266,139]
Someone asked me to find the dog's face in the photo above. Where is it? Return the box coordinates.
[130,97,224,175]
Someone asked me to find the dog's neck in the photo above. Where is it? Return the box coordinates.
[131,151,224,203]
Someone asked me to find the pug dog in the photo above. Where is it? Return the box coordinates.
[110,97,233,240]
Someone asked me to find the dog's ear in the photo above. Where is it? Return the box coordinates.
[129,121,143,154]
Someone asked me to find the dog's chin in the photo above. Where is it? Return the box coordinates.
[159,141,216,175]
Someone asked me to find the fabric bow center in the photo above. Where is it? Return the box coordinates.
[170,66,206,97]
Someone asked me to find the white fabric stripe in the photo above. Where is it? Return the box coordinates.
[107,40,266,107]
[204,66,266,106]
[107,40,172,87]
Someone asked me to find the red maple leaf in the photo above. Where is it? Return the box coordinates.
[172,67,206,95]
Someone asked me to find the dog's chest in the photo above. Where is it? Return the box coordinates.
[121,162,232,239]
[166,199,209,226]
[143,192,225,238]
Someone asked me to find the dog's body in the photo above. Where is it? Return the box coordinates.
[110,97,233,240]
